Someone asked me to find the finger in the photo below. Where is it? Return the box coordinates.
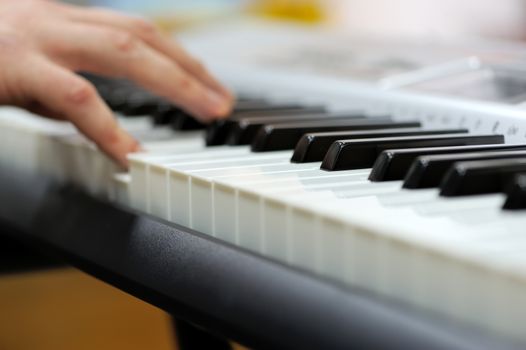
[7,100,67,121]
[18,55,140,167]
[25,101,68,121]
[59,5,233,101]
[43,22,230,121]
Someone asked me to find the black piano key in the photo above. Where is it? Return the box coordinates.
[440,158,526,197]
[370,144,526,182]
[152,104,185,125]
[232,102,307,114]
[230,99,271,110]
[206,108,334,146]
[104,88,131,111]
[227,113,372,147]
[291,128,468,163]
[233,96,267,103]
[502,174,526,210]
[321,134,504,171]
[94,84,112,101]
[231,105,326,118]
[173,100,326,132]
[173,113,206,130]
[404,150,526,189]
[251,119,420,152]
[206,119,237,146]
[121,94,168,116]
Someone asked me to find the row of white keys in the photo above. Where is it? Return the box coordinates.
[229,178,401,271]
[399,207,526,342]
[206,167,371,244]
[125,128,214,207]
[129,144,247,211]
[219,151,526,342]
[162,151,296,224]
[283,194,488,331]
[209,164,524,334]
[141,145,373,243]
[225,171,378,258]
[188,159,318,235]
[143,147,268,216]
[296,187,526,341]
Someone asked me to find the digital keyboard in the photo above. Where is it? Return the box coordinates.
[3,20,526,349]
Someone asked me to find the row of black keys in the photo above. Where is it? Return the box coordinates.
[83,73,526,211]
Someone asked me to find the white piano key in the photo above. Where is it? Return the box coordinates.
[411,194,506,216]
[214,182,238,243]
[113,173,131,206]
[318,217,348,281]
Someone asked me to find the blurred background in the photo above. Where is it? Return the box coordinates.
[2,1,526,350]
[70,0,526,40]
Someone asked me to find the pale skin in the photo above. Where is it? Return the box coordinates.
[0,0,234,167]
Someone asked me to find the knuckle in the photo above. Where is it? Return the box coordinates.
[131,18,158,38]
[65,79,97,105]
[178,75,195,91]
[110,30,140,54]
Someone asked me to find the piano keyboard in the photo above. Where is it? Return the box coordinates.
[4,28,526,346]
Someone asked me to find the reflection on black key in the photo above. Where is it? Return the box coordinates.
[291,128,467,163]
[404,150,526,189]
[503,174,526,210]
[233,102,307,114]
[228,113,371,147]
[206,109,335,146]
[251,119,420,152]
[235,96,267,102]
[230,100,271,111]
[321,134,504,171]
[440,158,526,197]
[206,119,237,146]
[370,144,526,182]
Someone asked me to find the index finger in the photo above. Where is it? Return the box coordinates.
[20,56,140,167]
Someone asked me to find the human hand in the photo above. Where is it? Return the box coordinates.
[0,0,233,167]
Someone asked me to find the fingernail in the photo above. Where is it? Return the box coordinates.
[205,90,230,117]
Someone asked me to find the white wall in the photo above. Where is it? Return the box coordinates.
[328,0,526,40]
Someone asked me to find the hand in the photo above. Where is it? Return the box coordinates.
[0,0,234,167]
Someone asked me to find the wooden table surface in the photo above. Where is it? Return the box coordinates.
[0,268,176,350]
